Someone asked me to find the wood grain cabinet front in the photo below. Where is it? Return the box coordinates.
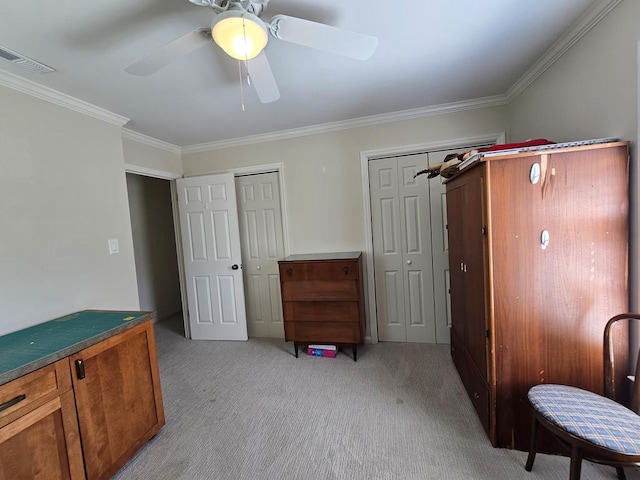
[0,360,85,480]
[279,252,365,361]
[445,142,630,451]
[70,320,165,480]
[0,312,165,480]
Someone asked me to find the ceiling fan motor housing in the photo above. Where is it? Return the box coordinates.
[190,0,269,17]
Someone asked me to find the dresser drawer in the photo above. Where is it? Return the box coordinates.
[279,260,359,281]
[0,359,72,428]
[283,301,359,322]
[284,321,362,343]
[282,280,359,301]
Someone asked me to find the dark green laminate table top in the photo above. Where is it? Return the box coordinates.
[0,310,154,386]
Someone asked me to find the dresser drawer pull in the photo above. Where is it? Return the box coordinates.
[287,268,293,276]
[0,394,26,412]
[343,266,349,275]
[75,359,86,380]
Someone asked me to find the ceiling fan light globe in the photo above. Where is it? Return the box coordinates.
[211,11,268,61]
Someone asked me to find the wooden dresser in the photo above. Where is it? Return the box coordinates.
[445,141,629,451]
[0,310,165,480]
[278,252,365,361]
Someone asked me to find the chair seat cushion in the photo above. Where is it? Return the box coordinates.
[529,384,640,455]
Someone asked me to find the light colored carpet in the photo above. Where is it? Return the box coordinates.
[112,316,640,480]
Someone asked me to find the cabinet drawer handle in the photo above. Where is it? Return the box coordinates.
[343,266,349,275]
[0,394,26,412]
[287,268,293,276]
[474,392,480,400]
[75,359,86,380]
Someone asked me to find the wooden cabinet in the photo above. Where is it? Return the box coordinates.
[0,360,85,480]
[445,142,629,451]
[0,311,164,480]
[279,252,365,361]
[70,320,165,480]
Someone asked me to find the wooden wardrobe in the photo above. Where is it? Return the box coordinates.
[445,141,629,451]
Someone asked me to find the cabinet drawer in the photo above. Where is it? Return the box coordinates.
[281,280,358,301]
[284,321,362,343]
[451,330,490,436]
[0,359,72,428]
[283,301,359,323]
[279,261,359,281]
[0,389,85,480]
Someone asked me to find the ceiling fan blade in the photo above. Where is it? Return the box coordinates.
[269,15,378,61]
[247,51,280,103]
[125,28,212,76]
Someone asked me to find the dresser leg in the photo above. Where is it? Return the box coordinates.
[353,344,357,362]
[294,342,299,358]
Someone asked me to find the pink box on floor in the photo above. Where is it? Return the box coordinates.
[307,345,338,358]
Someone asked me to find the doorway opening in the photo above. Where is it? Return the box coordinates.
[126,172,184,336]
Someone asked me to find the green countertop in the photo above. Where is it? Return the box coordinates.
[0,310,154,386]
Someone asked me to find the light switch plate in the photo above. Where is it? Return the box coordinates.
[108,238,120,255]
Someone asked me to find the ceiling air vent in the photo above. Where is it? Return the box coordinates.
[0,46,55,73]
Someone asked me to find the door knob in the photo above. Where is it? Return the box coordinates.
[231,264,239,270]
[256,265,261,270]
[406,260,412,265]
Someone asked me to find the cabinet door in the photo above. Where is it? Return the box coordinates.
[489,147,629,449]
[445,182,465,335]
[460,173,488,383]
[446,168,488,382]
[0,390,85,480]
[70,321,165,480]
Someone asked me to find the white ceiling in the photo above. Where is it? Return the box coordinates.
[0,0,612,148]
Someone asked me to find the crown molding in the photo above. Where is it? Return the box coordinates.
[121,128,181,154]
[181,94,509,154]
[1,0,620,153]
[507,0,622,102]
[0,69,129,127]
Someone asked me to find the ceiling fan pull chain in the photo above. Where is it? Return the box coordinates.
[238,60,246,111]
[241,15,251,88]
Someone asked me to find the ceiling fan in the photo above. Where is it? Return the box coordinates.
[125,0,378,103]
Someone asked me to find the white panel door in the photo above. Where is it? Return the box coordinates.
[176,173,248,341]
[427,150,456,344]
[235,172,285,338]
[370,154,435,343]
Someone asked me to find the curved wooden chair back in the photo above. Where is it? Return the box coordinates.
[525,312,640,480]
[604,313,640,412]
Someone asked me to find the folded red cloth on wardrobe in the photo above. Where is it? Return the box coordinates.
[478,138,555,153]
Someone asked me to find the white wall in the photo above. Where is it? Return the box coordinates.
[0,85,139,335]
[122,136,182,177]
[509,1,638,144]
[183,107,509,254]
